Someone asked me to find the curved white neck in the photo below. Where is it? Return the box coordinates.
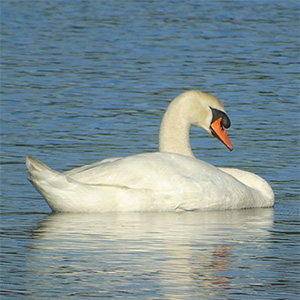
[159,96,195,158]
[158,90,223,158]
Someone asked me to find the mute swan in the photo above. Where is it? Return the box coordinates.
[26,90,274,212]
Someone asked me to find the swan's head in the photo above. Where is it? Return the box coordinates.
[186,90,233,151]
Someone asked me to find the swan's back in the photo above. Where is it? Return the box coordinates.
[60,152,271,211]
[64,152,223,189]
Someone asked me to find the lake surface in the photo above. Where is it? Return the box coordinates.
[1,0,299,299]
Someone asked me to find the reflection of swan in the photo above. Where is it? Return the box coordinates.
[29,209,274,298]
[26,90,274,212]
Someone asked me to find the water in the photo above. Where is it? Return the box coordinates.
[1,0,299,299]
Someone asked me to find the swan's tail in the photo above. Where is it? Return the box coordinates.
[26,155,75,211]
[25,155,132,213]
[26,155,62,184]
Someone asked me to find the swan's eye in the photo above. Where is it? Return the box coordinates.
[222,115,231,129]
[210,107,231,129]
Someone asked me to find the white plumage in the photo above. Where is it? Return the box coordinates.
[26,90,274,212]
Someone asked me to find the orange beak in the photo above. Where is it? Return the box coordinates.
[210,117,233,151]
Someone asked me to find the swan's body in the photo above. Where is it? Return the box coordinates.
[26,90,274,212]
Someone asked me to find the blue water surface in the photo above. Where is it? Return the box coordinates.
[1,1,299,299]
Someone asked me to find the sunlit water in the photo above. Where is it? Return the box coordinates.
[1,0,299,299]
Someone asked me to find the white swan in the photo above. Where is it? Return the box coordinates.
[26,90,274,212]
